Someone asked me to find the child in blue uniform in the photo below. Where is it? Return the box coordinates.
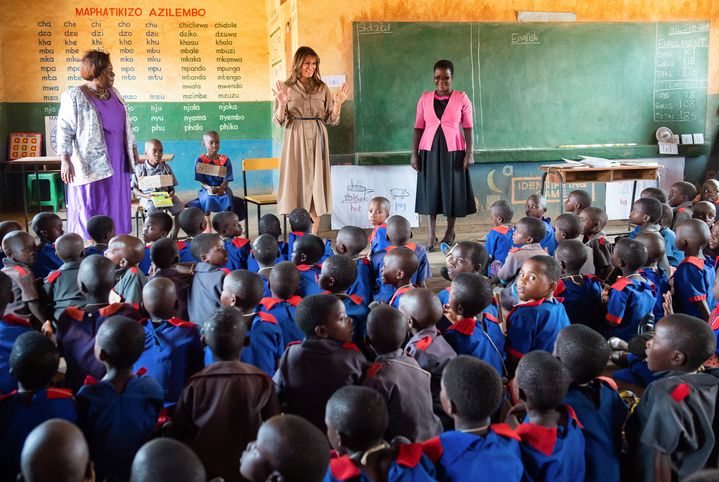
[220,269,283,376]
[0,271,31,394]
[134,278,203,407]
[367,196,391,255]
[563,189,591,215]
[486,200,514,276]
[213,211,251,270]
[20,419,93,482]
[2,231,46,326]
[554,325,628,482]
[247,214,288,271]
[252,233,280,296]
[43,233,85,322]
[76,316,163,482]
[84,215,114,257]
[335,225,372,304]
[692,201,716,228]
[660,203,684,266]
[553,213,594,275]
[512,351,586,482]
[261,260,303,346]
[579,207,614,280]
[194,130,235,228]
[505,256,570,374]
[177,207,207,263]
[105,235,147,307]
[669,180,697,229]
[443,273,505,377]
[673,219,717,321]
[139,211,173,275]
[0,220,21,259]
[287,208,334,263]
[553,239,602,329]
[292,233,326,297]
[382,247,419,309]
[627,197,663,239]
[604,238,656,340]
[130,438,207,482]
[324,386,438,482]
[0,332,76,481]
[525,193,557,255]
[30,212,63,278]
[240,414,330,482]
[421,356,523,482]
[148,237,192,321]
[188,233,229,325]
[636,232,671,320]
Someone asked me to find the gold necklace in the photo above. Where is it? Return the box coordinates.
[87,85,109,100]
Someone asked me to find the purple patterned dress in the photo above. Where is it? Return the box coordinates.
[67,90,132,237]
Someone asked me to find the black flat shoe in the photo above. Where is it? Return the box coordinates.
[426,237,438,252]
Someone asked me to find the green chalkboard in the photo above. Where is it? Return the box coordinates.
[353,21,710,154]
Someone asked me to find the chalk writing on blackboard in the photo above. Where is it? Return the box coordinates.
[342,180,374,212]
[511,32,540,45]
[357,23,391,35]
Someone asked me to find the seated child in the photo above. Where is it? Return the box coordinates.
[554,240,602,329]
[421,356,523,482]
[512,351,586,482]
[525,193,557,254]
[362,305,442,442]
[30,212,63,278]
[320,254,370,352]
[579,207,613,279]
[335,225,372,303]
[669,180,697,229]
[564,189,592,215]
[148,237,192,321]
[486,199,514,277]
[0,271,31,394]
[701,178,719,206]
[273,293,365,430]
[219,270,283,376]
[641,186,668,204]
[0,220,21,259]
[505,256,570,373]
[240,414,330,482]
[20,419,93,482]
[252,233,279,296]
[291,233,325,297]
[43,233,85,321]
[627,197,663,239]
[287,208,333,262]
[247,213,287,271]
[213,211,250,270]
[443,273,506,377]
[131,139,184,235]
[55,255,140,391]
[261,260,303,346]
[368,196,391,255]
[324,386,438,481]
[554,325,628,482]
[627,314,719,482]
[84,215,114,257]
[76,316,163,482]
[177,207,207,263]
[672,219,717,321]
[382,247,419,309]
[0,332,76,481]
[693,200,717,228]
[106,234,147,306]
[135,278,203,407]
[173,307,280,482]
[554,213,594,275]
[400,288,457,426]
[130,438,207,482]
[636,232,671,321]
[660,203,684,266]
[604,238,656,340]
[705,220,719,262]
[194,130,235,228]
[2,231,45,326]
[138,210,173,275]
[187,233,229,325]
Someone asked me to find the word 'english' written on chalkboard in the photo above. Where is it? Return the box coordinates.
[511,32,540,45]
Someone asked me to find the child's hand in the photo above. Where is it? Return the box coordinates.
[442,304,462,324]
[41,320,54,336]
[663,291,674,316]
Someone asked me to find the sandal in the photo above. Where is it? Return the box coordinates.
[426,237,438,252]
[440,232,456,246]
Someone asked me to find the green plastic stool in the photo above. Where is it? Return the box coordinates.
[26,172,65,211]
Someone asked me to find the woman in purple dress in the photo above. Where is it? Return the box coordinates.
[57,50,138,238]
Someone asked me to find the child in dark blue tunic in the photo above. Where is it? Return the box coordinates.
[659,203,684,266]
[84,215,114,257]
[0,332,76,481]
[553,239,602,329]
[553,213,595,275]
[672,219,717,321]
[30,212,63,279]
[525,194,557,255]
[421,356,523,482]
[324,386,438,482]
[287,208,334,263]
[252,234,280,297]
[248,214,288,272]
[261,261,304,346]
[485,200,514,276]
[187,233,229,325]
[76,317,163,482]
[130,438,207,482]
[554,325,628,482]
[292,233,326,297]
[139,211,173,275]
[105,235,147,307]
[148,238,192,321]
[335,226,373,304]
[0,220,22,260]
[213,211,251,270]
[0,271,32,394]
[367,196,391,256]
[194,130,235,228]
[636,232,671,320]
[20,419,93,482]
[2,231,46,326]
[579,207,614,280]
[42,233,85,322]
[511,351,586,482]
[383,247,420,309]
[177,207,207,263]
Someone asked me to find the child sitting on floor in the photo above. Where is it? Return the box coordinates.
[335,225,372,304]
[248,214,287,272]
[524,193,557,254]
[564,189,591,215]
[213,211,251,270]
[139,211,173,275]
[382,247,420,309]
[0,271,31,394]
[2,231,45,326]
[669,181,697,229]
[252,233,280,296]
[177,207,207,263]
[486,199,514,276]
[287,208,333,262]
[261,261,303,346]
[553,239,602,329]
[105,235,147,307]
[672,219,716,321]
[43,233,85,321]
[291,233,325,297]
[554,213,594,275]
[148,237,192,321]
[636,232,671,321]
[579,206,613,280]
[367,196,391,255]
[30,212,64,278]
[84,215,114,257]
[187,233,228,325]
[693,200,716,228]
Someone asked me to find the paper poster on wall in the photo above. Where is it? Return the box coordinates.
[605,157,684,220]
[44,116,57,156]
[331,165,419,229]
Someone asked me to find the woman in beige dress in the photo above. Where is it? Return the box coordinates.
[274,46,349,233]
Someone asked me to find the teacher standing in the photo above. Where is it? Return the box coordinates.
[57,50,138,238]
[411,59,476,251]
[273,46,349,234]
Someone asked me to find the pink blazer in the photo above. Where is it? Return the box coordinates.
[414,90,473,152]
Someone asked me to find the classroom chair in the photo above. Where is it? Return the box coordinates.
[26,172,64,211]
[240,157,286,237]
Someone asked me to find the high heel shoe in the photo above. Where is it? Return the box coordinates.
[426,237,438,252]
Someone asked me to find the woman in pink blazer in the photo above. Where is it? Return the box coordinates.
[411,60,476,251]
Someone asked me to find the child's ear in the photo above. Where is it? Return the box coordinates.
[201,335,207,349]
[268,471,286,482]
[518,386,528,402]
[456,303,465,317]
[327,276,336,288]
[548,280,557,294]
[119,257,129,269]
[526,236,535,244]
[396,269,406,281]
[79,280,89,295]
[559,259,567,271]
[98,348,110,363]
[300,253,308,263]
[314,325,328,339]
[672,350,687,367]
[172,254,180,264]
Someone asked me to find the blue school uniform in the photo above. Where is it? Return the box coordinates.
[710,307,719,360]
[563,378,628,482]
[84,244,105,257]
[421,425,523,482]
[540,217,558,255]
[348,256,373,304]
[297,264,323,297]
[133,317,204,407]
[390,285,415,309]
[639,266,671,320]
[340,294,370,350]
[287,231,334,263]
[436,287,503,350]
[444,316,506,376]
[0,314,32,394]
[325,444,437,482]
[605,276,656,341]
[672,256,717,319]
[195,154,234,213]
[224,236,251,270]
[485,224,513,275]
[506,298,570,360]
[246,242,287,272]
[612,353,666,388]
[369,223,390,255]
[260,295,304,347]
[0,387,76,481]
[660,226,684,266]
[372,243,431,303]
[240,311,284,376]
[554,275,603,327]
[516,405,586,482]
[138,244,152,275]
[77,375,163,482]
[177,239,197,263]
[32,241,62,278]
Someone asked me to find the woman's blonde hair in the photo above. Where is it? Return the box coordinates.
[285,46,324,93]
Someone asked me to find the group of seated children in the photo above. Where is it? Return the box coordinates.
[2,167,719,481]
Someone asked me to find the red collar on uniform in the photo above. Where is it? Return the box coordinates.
[46,387,73,399]
[506,298,548,321]
[492,225,510,235]
[99,303,126,317]
[670,383,691,402]
[176,240,187,250]
[2,314,32,328]
[231,237,250,248]
[554,279,566,296]
[681,256,705,270]
[297,264,315,272]
[483,310,499,324]
[421,437,443,463]
[261,295,302,311]
[46,270,62,283]
[11,265,29,276]
[389,285,414,305]
[396,443,425,468]
[386,242,417,252]
[491,423,522,441]
[368,224,387,243]
[415,335,433,351]
[366,361,384,379]
[329,456,361,480]
[166,317,196,328]
[257,312,278,324]
[710,307,719,330]
[291,231,306,237]
[342,342,360,352]
[200,154,228,166]
[610,277,633,291]
[515,405,582,456]
[447,318,477,336]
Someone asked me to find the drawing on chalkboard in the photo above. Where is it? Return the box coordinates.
[342,180,374,205]
[389,188,409,200]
